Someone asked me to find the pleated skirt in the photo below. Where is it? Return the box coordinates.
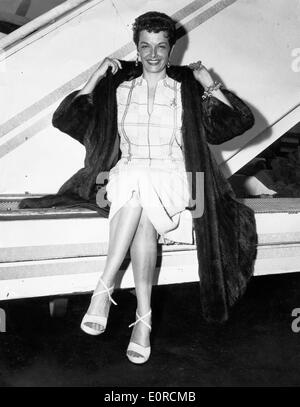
[105,157,195,245]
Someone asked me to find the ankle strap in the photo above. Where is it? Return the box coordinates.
[92,277,118,306]
[128,309,152,330]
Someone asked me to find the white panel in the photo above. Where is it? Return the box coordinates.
[1,243,300,300]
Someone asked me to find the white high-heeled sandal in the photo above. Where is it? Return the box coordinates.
[126,309,152,364]
[80,277,118,336]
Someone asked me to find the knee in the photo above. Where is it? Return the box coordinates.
[137,210,157,240]
[125,190,141,208]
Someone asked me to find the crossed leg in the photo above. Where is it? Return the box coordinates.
[84,189,159,359]
[85,191,143,331]
[127,208,158,359]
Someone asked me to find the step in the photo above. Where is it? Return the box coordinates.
[0,196,299,300]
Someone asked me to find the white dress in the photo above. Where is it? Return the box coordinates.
[105,74,196,245]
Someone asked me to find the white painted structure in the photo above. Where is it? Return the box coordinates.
[0,198,300,302]
[0,0,299,311]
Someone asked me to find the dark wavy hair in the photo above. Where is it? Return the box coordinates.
[132,11,177,48]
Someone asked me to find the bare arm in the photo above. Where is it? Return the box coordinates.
[189,61,233,107]
[52,58,123,142]
[208,88,233,108]
[76,57,123,97]
[189,61,254,145]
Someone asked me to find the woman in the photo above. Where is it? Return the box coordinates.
[79,11,253,364]
[20,12,257,364]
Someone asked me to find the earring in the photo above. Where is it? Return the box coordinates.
[167,60,170,68]
[135,55,139,66]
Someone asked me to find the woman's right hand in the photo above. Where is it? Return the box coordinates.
[92,57,122,80]
[77,58,122,97]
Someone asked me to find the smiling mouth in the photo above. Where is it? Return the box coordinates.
[147,60,160,65]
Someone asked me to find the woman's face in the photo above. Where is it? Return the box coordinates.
[137,29,172,74]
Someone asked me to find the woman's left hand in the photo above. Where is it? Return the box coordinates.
[189,61,214,89]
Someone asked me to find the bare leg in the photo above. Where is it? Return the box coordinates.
[127,209,158,359]
[85,191,142,331]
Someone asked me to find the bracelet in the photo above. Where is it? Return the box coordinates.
[202,81,222,100]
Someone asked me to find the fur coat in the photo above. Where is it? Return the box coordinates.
[20,60,258,323]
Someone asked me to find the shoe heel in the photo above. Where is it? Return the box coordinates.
[126,309,152,364]
[80,277,117,336]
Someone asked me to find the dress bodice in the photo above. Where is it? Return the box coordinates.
[116,73,184,168]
